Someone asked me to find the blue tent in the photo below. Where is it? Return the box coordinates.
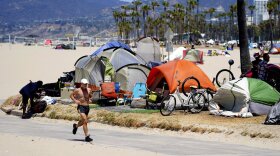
[91,41,132,56]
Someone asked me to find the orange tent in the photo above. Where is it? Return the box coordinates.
[147,60,216,93]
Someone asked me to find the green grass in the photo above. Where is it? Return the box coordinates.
[121,109,159,114]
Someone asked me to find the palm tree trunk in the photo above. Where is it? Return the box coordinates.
[237,0,251,74]
[269,15,274,50]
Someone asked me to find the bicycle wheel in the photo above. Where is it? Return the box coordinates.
[160,94,176,116]
[182,76,201,97]
[215,69,235,87]
[188,93,206,113]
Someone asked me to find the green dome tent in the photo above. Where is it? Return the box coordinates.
[209,78,280,117]
[183,49,204,64]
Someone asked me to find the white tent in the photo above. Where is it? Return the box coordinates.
[206,39,215,45]
[163,47,186,61]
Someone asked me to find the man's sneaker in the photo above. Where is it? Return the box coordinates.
[85,135,93,142]
[72,123,78,135]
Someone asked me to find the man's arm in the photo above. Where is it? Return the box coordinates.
[88,88,93,103]
[70,89,81,105]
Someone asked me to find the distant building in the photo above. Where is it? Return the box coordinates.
[247,15,253,26]
[254,0,269,25]
[216,5,225,13]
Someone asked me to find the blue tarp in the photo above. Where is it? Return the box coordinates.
[273,43,280,48]
[147,61,163,68]
[91,41,132,56]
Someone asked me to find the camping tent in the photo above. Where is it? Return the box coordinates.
[206,39,214,45]
[115,64,150,91]
[91,41,131,56]
[75,56,114,87]
[44,39,52,46]
[136,37,161,63]
[209,78,280,117]
[183,49,204,64]
[146,60,216,93]
[163,47,186,61]
[95,47,146,71]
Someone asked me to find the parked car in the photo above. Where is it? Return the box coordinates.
[251,43,258,48]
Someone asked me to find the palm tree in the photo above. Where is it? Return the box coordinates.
[151,1,160,19]
[131,11,140,41]
[267,0,277,50]
[162,1,170,33]
[196,0,200,24]
[208,8,216,39]
[113,11,122,39]
[229,4,237,40]
[237,0,251,74]
[132,0,142,39]
[248,5,255,42]
[142,4,151,37]
[173,3,185,44]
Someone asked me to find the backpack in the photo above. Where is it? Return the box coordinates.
[32,100,47,113]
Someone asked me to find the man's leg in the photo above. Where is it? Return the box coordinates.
[79,113,88,136]
[21,95,28,118]
[72,112,85,135]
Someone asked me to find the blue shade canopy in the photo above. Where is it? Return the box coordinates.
[91,41,132,56]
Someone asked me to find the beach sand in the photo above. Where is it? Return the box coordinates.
[0,44,95,100]
[0,43,280,153]
[1,43,279,100]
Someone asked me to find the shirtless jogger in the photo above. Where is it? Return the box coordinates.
[70,78,93,142]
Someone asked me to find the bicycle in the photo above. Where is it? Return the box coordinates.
[215,59,235,87]
[160,76,206,116]
[215,59,280,92]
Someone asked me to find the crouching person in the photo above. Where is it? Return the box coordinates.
[70,78,93,142]
[19,80,43,119]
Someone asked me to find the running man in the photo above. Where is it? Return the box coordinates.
[70,78,93,142]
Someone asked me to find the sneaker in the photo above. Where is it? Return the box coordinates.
[72,123,78,135]
[85,135,93,142]
[21,114,27,119]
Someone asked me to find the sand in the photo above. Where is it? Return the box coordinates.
[1,43,279,101]
[0,44,96,100]
[0,43,280,153]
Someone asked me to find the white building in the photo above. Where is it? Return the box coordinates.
[254,0,269,25]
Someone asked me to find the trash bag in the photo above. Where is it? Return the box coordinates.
[264,102,280,125]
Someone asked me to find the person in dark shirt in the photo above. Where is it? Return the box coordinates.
[258,53,270,81]
[251,53,262,78]
[19,80,43,119]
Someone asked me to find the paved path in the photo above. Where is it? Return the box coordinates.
[0,111,279,156]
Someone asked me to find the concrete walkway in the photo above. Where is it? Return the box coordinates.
[0,110,279,156]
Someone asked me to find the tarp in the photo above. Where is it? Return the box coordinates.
[264,101,280,125]
[163,47,186,61]
[146,60,216,93]
[91,41,132,56]
[115,64,150,91]
[209,78,280,117]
